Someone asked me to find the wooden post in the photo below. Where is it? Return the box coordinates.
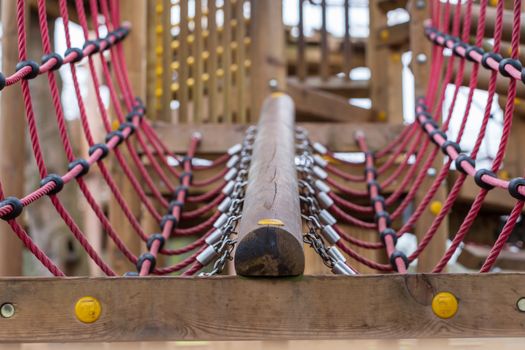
[108,0,147,274]
[249,0,286,121]
[234,94,305,276]
[0,0,25,276]
[409,0,448,272]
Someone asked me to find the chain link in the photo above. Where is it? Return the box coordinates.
[198,127,256,276]
[296,129,356,275]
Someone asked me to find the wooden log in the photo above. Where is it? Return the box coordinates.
[151,121,405,153]
[409,0,448,272]
[234,94,304,276]
[108,0,147,274]
[0,0,25,276]
[249,0,286,121]
[451,4,525,44]
[452,61,525,100]
[2,274,525,341]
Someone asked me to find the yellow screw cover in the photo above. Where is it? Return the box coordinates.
[432,292,458,319]
[258,218,284,226]
[429,200,443,215]
[75,296,101,323]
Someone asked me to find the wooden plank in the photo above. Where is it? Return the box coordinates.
[178,0,189,123]
[343,0,351,80]
[376,22,410,48]
[320,0,329,81]
[235,0,247,123]
[287,76,370,98]
[208,0,219,123]
[458,244,525,271]
[161,0,172,121]
[223,0,233,122]
[2,274,525,341]
[235,95,304,276]
[377,0,409,13]
[287,81,372,122]
[297,0,307,81]
[0,0,25,276]
[151,122,404,153]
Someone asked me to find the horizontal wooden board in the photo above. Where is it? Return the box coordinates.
[150,122,403,153]
[1,274,525,342]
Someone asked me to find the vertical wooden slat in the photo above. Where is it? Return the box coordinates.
[194,0,204,123]
[0,0,25,276]
[297,0,306,81]
[320,0,329,81]
[236,0,247,123]
[161,0,172,122]
[343,0,351,81]
[179,0,190,123]
[146,0,159,119]
[208,0,219,122]
[223,0,233,122]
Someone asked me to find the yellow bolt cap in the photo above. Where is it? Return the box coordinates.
[75,296,101,324]
[432,292,458,319]
[429,200,443,215]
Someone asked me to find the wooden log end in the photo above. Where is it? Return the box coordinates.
[234,226,305,277]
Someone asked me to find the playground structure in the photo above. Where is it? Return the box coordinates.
[1,0,525,342]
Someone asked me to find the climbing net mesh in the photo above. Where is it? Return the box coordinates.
[0,0,524,277]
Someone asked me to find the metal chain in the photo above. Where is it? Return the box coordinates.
[197,126,256,276]
[295,128,356,275]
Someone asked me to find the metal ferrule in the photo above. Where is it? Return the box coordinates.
[321,224,341,244]
[315,179,331,193]
[331,260,356,275]
[317,191,334,209]
[222,181,235,196]
[205,229,224,245]
[313,142,327,155]
[319,209,337,226]
[313,166,328,180]
[327,246,346,263]
[213,213,229,229]
[196,245,218,266]
[224,168,238,181]
[218,197,232,213]
[313,154,328,168]
[227,155,240,168]
[227,143,242,155]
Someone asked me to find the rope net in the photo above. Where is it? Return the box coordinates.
[0,0,523,276]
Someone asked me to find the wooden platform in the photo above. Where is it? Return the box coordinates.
[1,274,525,342]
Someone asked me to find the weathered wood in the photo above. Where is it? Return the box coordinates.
[235,94,304,276]
[376,22,410,48]
[249,0,286,120]
[151,122,404,153]
[409,0,447,272]
[458,244,525,271]
[0,0,25,276]
[287,81,372,122]
[288,76,370,98]
[452,4,525,44]
[2,274,525,341]
[108,0,147,274]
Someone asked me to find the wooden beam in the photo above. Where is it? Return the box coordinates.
[235,94,304,276]
[2,274,525,341]
[150,122,404,153]
[458,244,525,271]
[0,0,25,276]
[377,0,409,13]
[249,0,286,120]
[376,22,410,48]
[452,4,525,44]
[287,77,369,98]
[287,81,372,122]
